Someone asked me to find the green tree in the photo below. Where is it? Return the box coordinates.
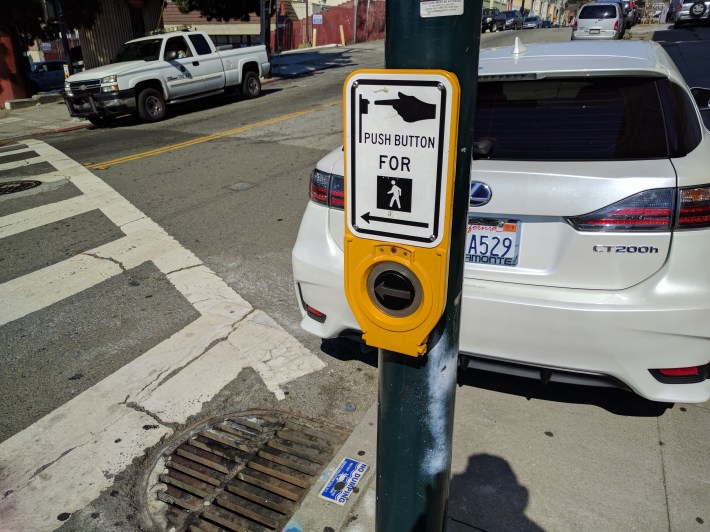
[174,0,274,22]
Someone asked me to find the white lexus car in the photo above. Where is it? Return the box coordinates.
[292,41,710,403]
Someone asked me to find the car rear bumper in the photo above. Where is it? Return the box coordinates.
[571,29,622,39]
[292,202,710,403]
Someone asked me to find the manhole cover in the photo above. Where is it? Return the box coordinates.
[142,410,350,531]
[0,180,42,195]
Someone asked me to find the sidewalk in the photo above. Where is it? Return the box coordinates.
[290,375,709,532]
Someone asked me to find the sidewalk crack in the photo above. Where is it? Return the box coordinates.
[165,263,202,275]
[656,407,672,532]
[123,401,176,429]
[29,445,80,480]
[82,252,127,273]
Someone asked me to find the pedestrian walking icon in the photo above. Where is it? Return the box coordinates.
[388,180,402,208]
[377,176,412,212]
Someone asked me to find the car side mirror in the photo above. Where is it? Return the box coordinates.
[691,87,710,110]
[165,50,177,61]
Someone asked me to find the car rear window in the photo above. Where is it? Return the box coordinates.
[579,5,618,18]
[473,77,668,161]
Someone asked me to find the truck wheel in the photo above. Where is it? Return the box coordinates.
[241,71,261,99]
[137,88,166,122]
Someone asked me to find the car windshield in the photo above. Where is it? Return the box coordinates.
[473,77,668,161]
[483,8,495,15]
[112,39,162,63]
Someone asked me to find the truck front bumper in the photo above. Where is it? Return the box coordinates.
[64,89,136,118]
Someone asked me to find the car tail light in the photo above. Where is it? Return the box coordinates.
[572,19,578,30]
[567,189,673,232]
[614,19,619,31]
[659,367,698,376]
[309,169,344,210]
[305,305,327,323]
[650,363,709,384]
[676,185,710,228]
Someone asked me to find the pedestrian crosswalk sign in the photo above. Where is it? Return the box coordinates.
[343,69,461,356]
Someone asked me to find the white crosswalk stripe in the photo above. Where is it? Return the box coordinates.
[0,139,325,531]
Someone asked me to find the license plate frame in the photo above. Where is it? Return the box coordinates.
[589,28,601,34]
[465,217,521,267]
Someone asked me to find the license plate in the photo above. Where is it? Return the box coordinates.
[465,217,521,266]
[589,28,601,34]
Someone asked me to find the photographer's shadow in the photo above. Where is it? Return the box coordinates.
[448,454,544,532]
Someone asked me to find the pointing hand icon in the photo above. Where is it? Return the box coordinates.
[375,92,436,123]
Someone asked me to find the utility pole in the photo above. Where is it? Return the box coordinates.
[55,0,74,75]
[375,1,480,530]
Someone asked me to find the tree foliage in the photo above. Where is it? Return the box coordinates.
[174,0,274,22]
[8,0,103,49]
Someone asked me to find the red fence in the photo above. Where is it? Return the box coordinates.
[272,0,385,52]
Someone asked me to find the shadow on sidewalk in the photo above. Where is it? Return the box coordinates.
[448,454,544,532]
[457,369,672,417]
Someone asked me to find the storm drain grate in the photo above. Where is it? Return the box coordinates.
[0,180,42,195]
[149,411,350,532]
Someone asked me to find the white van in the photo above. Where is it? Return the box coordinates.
[571,3,624,40]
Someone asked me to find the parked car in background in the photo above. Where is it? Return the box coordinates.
[541,20,555,27]
[495,9,524,30]
[523,15,543,28]
[292,40,710,404]
[674,0,710,27]
[572,3,625,39]
[482,8,502,32]
[28,60,66,94]
[64,29,270,126]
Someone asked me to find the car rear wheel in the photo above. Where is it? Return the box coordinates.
[241,71,261,99]
[137,88,166,122]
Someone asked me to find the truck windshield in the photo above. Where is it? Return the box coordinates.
[112,39,162,63]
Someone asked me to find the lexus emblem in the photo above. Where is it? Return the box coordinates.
[469,182,492,207]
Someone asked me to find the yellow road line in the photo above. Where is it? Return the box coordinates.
[85,99,339,170]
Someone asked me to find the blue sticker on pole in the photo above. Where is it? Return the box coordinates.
[319,457,369,505]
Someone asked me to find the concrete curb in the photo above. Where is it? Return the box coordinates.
[288,402,377,532]
[4,93,65,110]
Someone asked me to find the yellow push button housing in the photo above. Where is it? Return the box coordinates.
[343,69,460,356]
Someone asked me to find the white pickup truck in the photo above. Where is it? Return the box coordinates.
[64,30,271,125]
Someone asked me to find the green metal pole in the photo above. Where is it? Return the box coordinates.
[376,1,481,530]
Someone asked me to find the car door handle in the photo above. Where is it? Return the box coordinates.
[192,61,199,66]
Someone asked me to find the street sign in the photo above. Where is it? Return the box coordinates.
[319,457,369,505]
[345,71,457,248]
[313,13,323,24]
[343,69,460,356]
